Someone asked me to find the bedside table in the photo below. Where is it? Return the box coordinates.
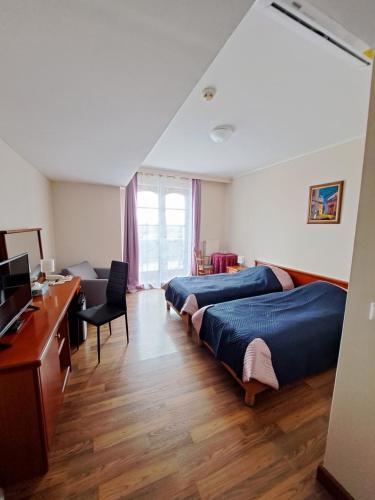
[227,265,247,273]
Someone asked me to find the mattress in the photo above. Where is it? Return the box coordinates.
[193,281,347,389]
[164,265,293,315]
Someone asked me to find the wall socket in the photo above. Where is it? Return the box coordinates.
[369,303,375,320]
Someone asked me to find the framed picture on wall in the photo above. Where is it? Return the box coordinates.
[307,181,344,224]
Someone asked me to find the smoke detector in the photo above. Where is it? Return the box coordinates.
[202,86,216,101]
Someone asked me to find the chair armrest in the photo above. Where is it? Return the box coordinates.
[80,279,108,308]
[94,268,110,279]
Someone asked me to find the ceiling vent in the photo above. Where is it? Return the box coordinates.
[255,0,373,66]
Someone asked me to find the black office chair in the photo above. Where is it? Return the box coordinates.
[77,260,129,363]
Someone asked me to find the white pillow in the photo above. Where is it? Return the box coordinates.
[66,261,98,280]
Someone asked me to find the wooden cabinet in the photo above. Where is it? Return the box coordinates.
[39,334,64,448]
[0,278,80,485]
[0,367,47,482]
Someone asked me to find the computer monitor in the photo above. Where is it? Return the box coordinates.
[0,253,32,337]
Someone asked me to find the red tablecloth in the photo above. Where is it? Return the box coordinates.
[211,253,238,274]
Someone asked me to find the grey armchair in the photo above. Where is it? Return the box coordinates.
[61,261,111,308]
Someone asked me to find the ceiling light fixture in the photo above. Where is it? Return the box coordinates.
[209,125,234,143]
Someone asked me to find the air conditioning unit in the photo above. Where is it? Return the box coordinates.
[254,0,373,66]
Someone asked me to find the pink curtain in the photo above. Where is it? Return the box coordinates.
[191,179,201,275]
[123,174,139,291]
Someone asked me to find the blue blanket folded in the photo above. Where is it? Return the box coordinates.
[200,281,346,387]
[165,266,282,312]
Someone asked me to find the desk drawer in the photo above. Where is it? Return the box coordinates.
[39,336,63,448]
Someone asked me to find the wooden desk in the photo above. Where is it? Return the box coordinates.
[226,265,247,273]
[0,277,80,485]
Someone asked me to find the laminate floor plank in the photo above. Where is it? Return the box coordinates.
[5,290,333,499]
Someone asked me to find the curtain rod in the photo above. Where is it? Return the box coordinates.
[138,171,191,181]
[138,167,232,184]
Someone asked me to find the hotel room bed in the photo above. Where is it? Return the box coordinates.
[192,280,347,405]
[164,265,294,319]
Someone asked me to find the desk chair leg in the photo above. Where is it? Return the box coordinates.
[124,314,129,344]
[77,318,80,351]
[109,321,112,336]
[97,326,101,364]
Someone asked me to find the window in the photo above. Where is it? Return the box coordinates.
[137,173,192,287]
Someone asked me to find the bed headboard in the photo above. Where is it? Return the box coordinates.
[255,260,348,289]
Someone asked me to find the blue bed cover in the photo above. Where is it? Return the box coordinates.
[199,281,346,387]
[165,266,282,311]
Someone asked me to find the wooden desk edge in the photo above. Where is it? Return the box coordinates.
[38,278,81,362]
[0,277,80,371]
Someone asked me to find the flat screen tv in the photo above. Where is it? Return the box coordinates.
[0,253,32,338]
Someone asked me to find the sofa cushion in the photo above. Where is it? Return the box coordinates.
[65,261,98,280]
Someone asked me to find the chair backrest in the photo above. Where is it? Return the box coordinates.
[106,261,128,307]
[194,250,212,275]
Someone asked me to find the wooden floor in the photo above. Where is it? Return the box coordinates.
[6,290,334,500]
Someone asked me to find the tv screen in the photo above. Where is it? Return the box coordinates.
[0,253,32,337]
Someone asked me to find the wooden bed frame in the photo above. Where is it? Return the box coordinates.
[197,261,348,406]
[166,301,192,333]
[255,260,348,290]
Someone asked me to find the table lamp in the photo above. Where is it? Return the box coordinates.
[237,255,245,265]
[41,259,55,279]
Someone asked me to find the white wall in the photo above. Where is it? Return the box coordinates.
[0,137,55,258]
[323,70,375,500]
[52,182,122,270]
[226,139,365,280]
[200,180,228,253]
[51,179,228,271]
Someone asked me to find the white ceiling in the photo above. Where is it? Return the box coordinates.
[0,0,253,186]
[144,1,373,178]
[309,0,375,48]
